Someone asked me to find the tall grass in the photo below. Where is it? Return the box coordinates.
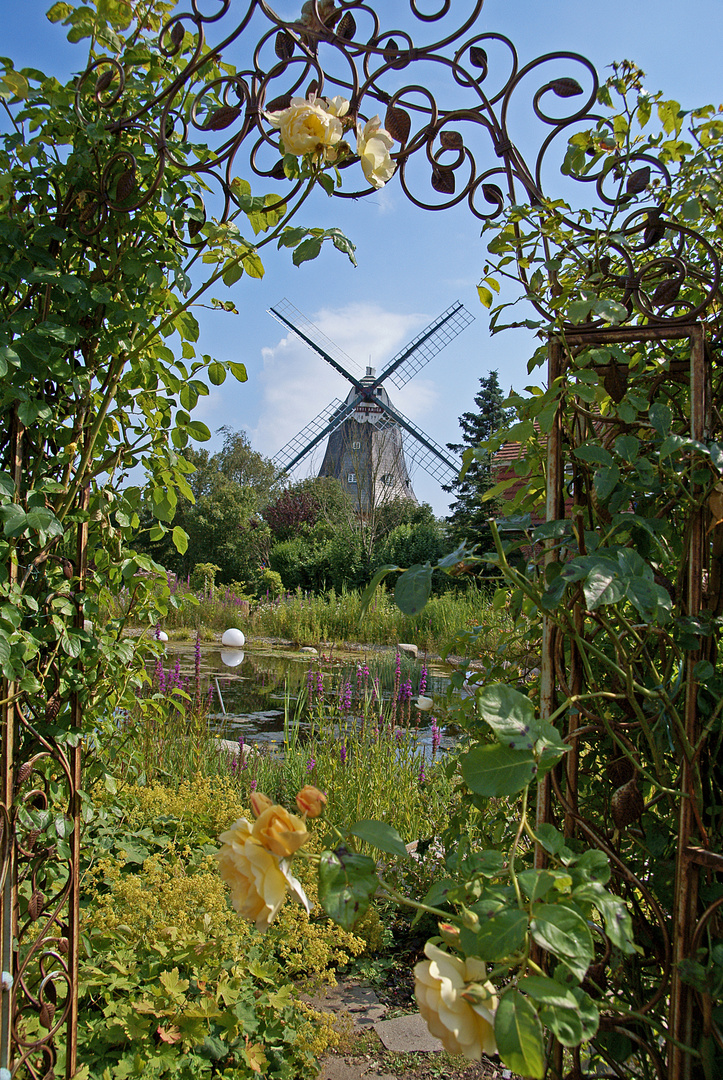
[228,690,453,847]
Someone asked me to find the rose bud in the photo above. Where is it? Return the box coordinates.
[249,791,274,818]
[296,785,328,818]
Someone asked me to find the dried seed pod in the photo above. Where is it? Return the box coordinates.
[203,105,239,131]
[606,756,635,788]
[611,777,644,830]
[431,165,455,195]
[28,890,45,921]
[46,693,61,722]
[25,829,41,851]
[62,559,74,580]
[275,31,294,61]
[385,105,411,145]
[604,360,628,403]
[16,761,33,787]
[116,168,136,201]
[39,1001,56,1028]
[58,936,69,954]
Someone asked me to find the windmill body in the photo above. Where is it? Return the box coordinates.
[318,367,417,511]
[269,299,474,510]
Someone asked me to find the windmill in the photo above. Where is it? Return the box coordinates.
[269,298,474,511]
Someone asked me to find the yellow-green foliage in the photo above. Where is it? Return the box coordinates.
[84,774,368,984]
[76,774,372,1077]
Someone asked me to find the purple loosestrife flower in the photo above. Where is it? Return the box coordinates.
[154,624,162,640]
[231,756,238,776]
[431,719,441,756]
[306,756,316,771]
[419,762,426,786]
[307,665,315,701]
[316,671,324,702]
[194,632,202,701]
[340,743,347,765]
[342,681,352,712]
[356,663,363,699]
[395,727,403,745]
[419,665,428,696]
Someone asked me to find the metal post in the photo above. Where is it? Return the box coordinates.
[1,410,22,1074]
[668,324,707,1080]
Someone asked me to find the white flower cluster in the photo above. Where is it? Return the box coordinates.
[265,94,397,190]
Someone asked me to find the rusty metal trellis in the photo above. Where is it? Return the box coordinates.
[540,323,713,1080]
[2,1,722,1077]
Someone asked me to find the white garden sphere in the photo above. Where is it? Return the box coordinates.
[221,627,245,648]
[220,649,245,668]
[157,630,169,643]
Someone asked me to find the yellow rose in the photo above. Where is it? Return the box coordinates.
[266,96,345,160]
[252,804,309,858]
[356,116,396,189]
[414,941,498,1059]
[295,784,328,818]
[216,817,289,931]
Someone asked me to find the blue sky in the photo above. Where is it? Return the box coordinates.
[4,0,723,513]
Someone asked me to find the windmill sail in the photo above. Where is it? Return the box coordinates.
[268,298,472,502]
[384,302,475,389]
[273,398,350,474]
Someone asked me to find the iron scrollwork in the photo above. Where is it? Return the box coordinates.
[2,2,721,1078]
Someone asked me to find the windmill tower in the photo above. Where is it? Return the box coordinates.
[269,299,474,511]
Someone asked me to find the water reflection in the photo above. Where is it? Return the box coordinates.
[157,642,456,752]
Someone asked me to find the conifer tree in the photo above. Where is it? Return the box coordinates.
[445,370,512,550]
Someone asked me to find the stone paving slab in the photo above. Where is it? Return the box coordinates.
[317,1057,396,1080]
[374,1012,444,1053]
[302,982,388,1028]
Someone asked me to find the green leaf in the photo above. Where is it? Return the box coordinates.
[475,683,538,749]
[0,503,27,537]
[207,361,226,386]
[478,285,494,308]
[593,464,620,501]
[474,908,528,961]
[292,237,323,266]
[318,848,377,930]
[394,563,432,616]
[529,903,594,979]
[461,743,536,797]
[359,564,399,622]
[229,361,248,382]
[573,444,613,466]
[349,820,409,859]
[518,975,594,1047]
[495,989,545,1079]
[172,527,188,554]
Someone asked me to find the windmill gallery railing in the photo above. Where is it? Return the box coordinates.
[2,1,722,1077]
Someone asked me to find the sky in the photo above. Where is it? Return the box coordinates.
[4,0,723,513]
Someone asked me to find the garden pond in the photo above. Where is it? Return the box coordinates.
[155,640,461,754]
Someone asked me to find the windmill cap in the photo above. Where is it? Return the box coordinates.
[365,366,376,378]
